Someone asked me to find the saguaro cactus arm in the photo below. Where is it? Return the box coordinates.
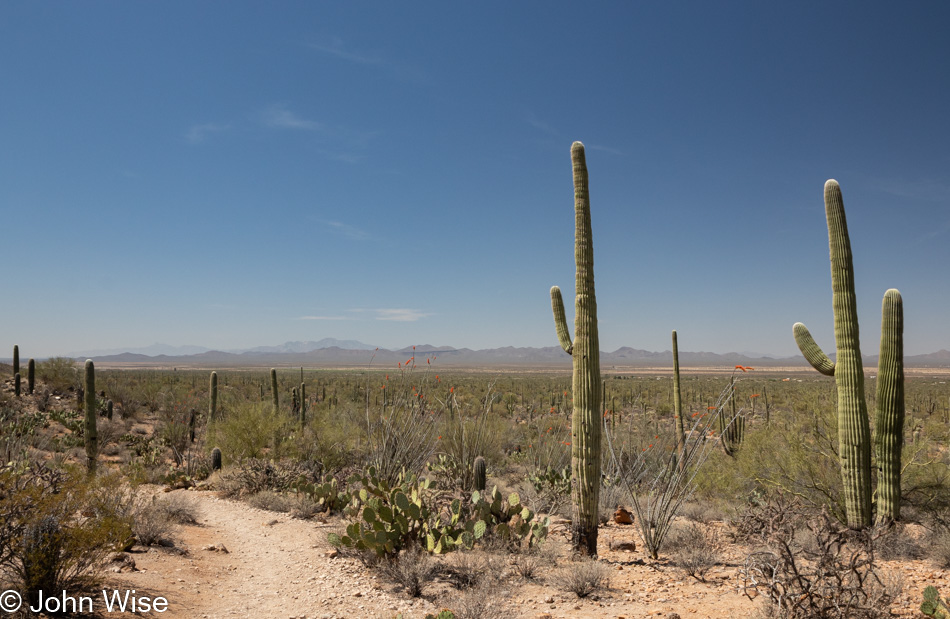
[793,322,836,376]
[550,286,573,355]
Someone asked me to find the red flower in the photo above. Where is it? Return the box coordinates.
[750,394,760,398]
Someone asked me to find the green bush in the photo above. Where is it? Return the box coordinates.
[207,401,291,463]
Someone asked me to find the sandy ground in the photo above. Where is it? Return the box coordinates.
[99,489,949,619]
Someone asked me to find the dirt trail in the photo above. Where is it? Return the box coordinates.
[105,489,948,619]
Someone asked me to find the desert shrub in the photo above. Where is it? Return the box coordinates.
[666,522,721,581]
[551,558,610,598]
[377,547,441,598]
[153,491,201,524]
[445,583,510,619]
[1,466,136,603]
[928,528,950,569]
[132,498,179,547]
[223,457,322,496]
[207,401,291,463]
[738,496,899,618]
[246,490,296,513]
[431,384,505,492]
[36,357,78,394]
[442,551,499,590]
[508,544,555,580]
[874,522,924,560]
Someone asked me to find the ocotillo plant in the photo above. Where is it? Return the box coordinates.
[84,360,98,477]
[271,368,279,413]
[209,371,218,421]
[672,330,685,469]
[549,141,602,556]
[793,179,872,528]
[27,358,35,395]
[875,289,904,523]
[13,345,19,377]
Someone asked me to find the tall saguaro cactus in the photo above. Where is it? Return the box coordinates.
[672,330,685,469]
[13,345,19,377]
[549,141,602,556]
[793,179,873,528]
[271,368,279,413]
[209,371,218,421]
[875,289,904,523]
[84,360,98,477]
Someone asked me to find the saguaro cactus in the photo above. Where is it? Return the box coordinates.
[875,289,904,523]
[27,358,35,395]
[211,447,222,471]
[209,371,218,421]
[14,373,21,397]
[793,179,872,528]
[299,382,307,426]
[473,456,487,492]
[84,360,98,477]
[549,141,602,556]
[672,330,685,469]
[13,345,19,377]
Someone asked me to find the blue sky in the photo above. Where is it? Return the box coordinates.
[3,1,949,359]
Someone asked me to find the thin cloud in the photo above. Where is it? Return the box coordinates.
[324,220,370,241]
[298,315,350,321]
[186,122,231,143]
[374,309,432,322]
[263,104,322,131]
[527,112,559,137]
[307,36,424,83]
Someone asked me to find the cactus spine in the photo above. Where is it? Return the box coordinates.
[12,345,19,377]
[875,289,904,523]
[271,368,279,412]
[209,371,218,421]
[473,456,487,492]
[549,141,602,556]
[672,330,685,469]
[84,360,98,477]
[793,180,872,528]
[27,358,35,395]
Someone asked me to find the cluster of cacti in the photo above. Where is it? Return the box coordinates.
[84,360,98,477]
[921,586,950,619]
[549,141,602,556]
[291,474,349,512]
[270,368,279,412]
[473,456,486,492]
[330,467,548,558]
[27,358,35,395]
[209,371,218,421]
[793,180,905,528]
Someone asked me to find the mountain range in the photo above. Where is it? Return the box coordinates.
[50,340,950,369]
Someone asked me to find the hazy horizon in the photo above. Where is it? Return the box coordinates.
[3,3,949,360]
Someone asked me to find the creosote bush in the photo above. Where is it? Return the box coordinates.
[551,558,610,598]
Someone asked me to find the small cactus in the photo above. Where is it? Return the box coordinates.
[84,360,98,477]
[27,358,35,395]
[107,399,114,421]
[12,344,19,377]
[921,585,950,619]
[473,456,487,492]
[211,447,222,471]
[209,371,218,421]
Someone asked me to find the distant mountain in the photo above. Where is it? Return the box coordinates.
[242,339,376,354]
[66,343,211,358]
[71,342,950,369]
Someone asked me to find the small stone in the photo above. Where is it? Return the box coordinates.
[614,507,634,524]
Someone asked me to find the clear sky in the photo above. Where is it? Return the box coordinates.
[3,1,949,359]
